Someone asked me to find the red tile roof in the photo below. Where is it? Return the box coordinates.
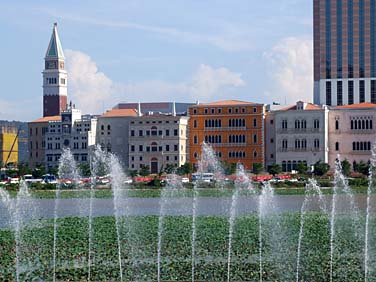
[333,102,376,109]
[31,115,61,123]
[100,109,139,117]
[192,100,259,107]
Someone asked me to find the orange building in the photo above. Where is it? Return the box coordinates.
[188,100,266,171]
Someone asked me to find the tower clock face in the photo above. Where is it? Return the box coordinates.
[46,61,57,69]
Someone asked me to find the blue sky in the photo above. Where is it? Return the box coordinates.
[0,1,313,121]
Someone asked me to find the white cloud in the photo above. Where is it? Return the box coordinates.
[65,50,246,112]
[65,49,115,114]
[263,37,313,104]
[189,64,245,100]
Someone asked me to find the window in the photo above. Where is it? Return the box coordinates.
[204,108,208,114]
[282,120,288,129]
[314,119,320,129]
[165,130,170,136]
[131,130,135,136]
[335,120,339,130]
[314,139,320,149]
[211,108,215,114]
[253,107,257,113]
[270,138,274,143]
[194,136,198,144]
[253,150,258,158]
[166,145,170,151]
[228,108,232,114]
[140,156,143,161]
[372,80,376,103]
[107,125,111,130]
[151,126,158,136]
[253,119,257,127]
[193,120,197,128]
[151,142,158,152]
[253,134,257,144]
[131,145,135,152]
[337,81,343,106]
[326,81,332,106]
[335,142,339,151]
[360,80,365,103]
[174,144,178,151]
[139,145,143,152]
[193,109,197,114]
[174,129,178,136]
[282,139,288,149]
[218,108,222,114]
[348,81,354,105]
[139,130,143,136]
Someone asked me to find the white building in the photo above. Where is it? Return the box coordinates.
[128,112,189,174]
[266,101,329,172]
[328,102,376,167]
[45,105,97,169]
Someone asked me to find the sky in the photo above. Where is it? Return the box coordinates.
[0,0,313,121]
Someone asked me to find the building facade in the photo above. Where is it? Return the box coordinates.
[96,109,139,167]
[188,100,266,171]
[266,101,329,172]
[128,113,189,173]
[314,0,376,106]
[328,102,376,166]
[114,102,194,115]
[43,23,67,117]
[44,107,97,169]
[28,116,61,168]
[0,127,18,168]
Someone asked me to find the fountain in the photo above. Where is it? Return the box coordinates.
[1,144,376,280]
[365,145,376,281]
[54,148,81,282]
[226,163,256,282]
[191,142,225,282]
[330,156,364,281]
[295,178,327,282]
[157,173,186,282]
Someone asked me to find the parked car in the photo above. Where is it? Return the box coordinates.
[42,174,58,184]
[181,177,189,183]
[124,177,133,184]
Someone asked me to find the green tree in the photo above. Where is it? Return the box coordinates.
[178,163,193,176]
[353,160,369,175]
[313,161,330,176]
[79,163,91,177]
[221,161,237,175]
[341,159,351,176]
[164,164,176,174]
[268,164,282,176]
[127,170,138,177]
[297,162,308,175]
[48,166,59,176]
[253,163,263,175]
[32,165,46,178]
[18,162,32,176]
[139,165,150,177]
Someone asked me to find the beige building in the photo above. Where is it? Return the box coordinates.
[328,102,376,167]
[266,101,329,172]
[96,109,139,167]
[28,116,61,168]
[128,113,189,173]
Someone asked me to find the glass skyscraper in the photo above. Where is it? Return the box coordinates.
[314,0,376,105]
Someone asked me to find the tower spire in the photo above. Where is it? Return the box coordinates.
[45,22,65,59]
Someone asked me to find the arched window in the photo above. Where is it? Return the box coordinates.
[151,142,158,152]
[351,120,354,129]
[253,134,257,144]
[151,126,157,136]
[335,142,339,151]
[253,150,258,158]
[335,120,339,130]
[107,125,111,130]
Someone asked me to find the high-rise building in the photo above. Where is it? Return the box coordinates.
[314,0,376,106]
[43,23,67,117]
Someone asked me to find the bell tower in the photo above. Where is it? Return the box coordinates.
[43,23,67,117]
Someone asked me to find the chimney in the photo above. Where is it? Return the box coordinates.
[172,101,176,116]
[138,102,142,117]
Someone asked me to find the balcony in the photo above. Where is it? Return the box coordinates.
[204,126,247,131]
